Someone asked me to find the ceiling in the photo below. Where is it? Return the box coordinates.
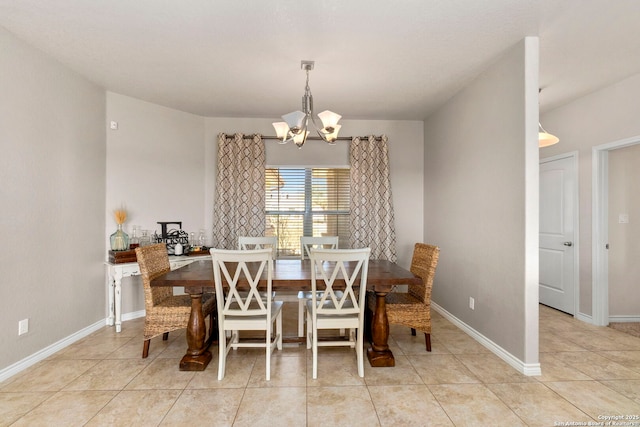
[1,0,639,120]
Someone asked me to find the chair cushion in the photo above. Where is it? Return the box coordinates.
[298,290,344,300]
[224,300,278,312]
[223,301,283,323]
[306,298,356,313]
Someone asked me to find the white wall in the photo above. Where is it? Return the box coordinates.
[0,27,106,370]
[540,72,640,318]
[106,92,207,313]
[423,38,539,365]
[106,92,207,240]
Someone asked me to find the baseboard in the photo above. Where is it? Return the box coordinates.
[431,302,541,376]
[0,319,105,383]
[575,311,593,324]
[122,310,146,321]
[609,315,640,323]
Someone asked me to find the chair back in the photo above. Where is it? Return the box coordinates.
[211,248,274,318]
[135,243,172,311]
[300,236,339,260]
[238,236,277,259]
[309,248,370,317]
[408,243,440,303]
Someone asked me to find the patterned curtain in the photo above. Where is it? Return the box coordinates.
[211,133,265,249]
[349,135,397,261]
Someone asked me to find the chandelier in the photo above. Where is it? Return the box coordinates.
[272,60,342,148]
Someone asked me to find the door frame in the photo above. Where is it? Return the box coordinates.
[540,151,580,316]
[592,135,640,326]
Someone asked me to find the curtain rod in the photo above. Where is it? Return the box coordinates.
[233,134,383,141]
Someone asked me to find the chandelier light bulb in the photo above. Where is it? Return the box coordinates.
[324,124,341,144]
[317,110,341,134]
[293,131,309,148]
[272,122,290,143]
[282,111,307,135]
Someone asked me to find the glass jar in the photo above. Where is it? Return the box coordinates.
[110,224,130,251]
[129,226,140,249]
[139,230,151,246]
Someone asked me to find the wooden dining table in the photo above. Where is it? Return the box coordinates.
[151,258,422,371]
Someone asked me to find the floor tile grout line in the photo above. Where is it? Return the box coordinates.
[424,382,468,427]
[230,386,248,426]
[5,389,56,425]
[364,381,385,427]
[538,381,598,423]
[595,377,640,403]
[79,388,124,427]
[156,388,187,426]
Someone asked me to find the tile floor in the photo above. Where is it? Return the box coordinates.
[2,304,640,426]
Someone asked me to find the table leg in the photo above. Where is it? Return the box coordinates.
[106,268,115,327]
[367,291,395,367]
[114,270,123,333]
[179,292,212,371]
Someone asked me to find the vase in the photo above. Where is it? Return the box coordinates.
[110,224,130,251]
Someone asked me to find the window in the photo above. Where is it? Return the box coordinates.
[266,168,350,257]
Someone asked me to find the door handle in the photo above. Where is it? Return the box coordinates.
[563,242,573,247]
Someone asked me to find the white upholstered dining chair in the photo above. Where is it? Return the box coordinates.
[237,236,277,302]
[306,247,370,379]
[210,248,283,381]
[297,236,340,337]
[238,236,277,259]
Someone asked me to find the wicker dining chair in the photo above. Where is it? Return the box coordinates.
[367,243,439,351]
[135,243,216,358]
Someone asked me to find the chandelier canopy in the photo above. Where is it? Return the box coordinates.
[272,60,342,148]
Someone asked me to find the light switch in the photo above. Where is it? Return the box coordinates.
[619,213,629,224]
[18,319,29,335]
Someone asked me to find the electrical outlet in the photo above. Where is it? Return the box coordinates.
[18,319,29,335]
[469,297,475,310]
[109,120,118,130]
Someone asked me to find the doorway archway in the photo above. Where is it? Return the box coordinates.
[592,135,640,326]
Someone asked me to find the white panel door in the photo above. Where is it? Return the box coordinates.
[539,155,576,314]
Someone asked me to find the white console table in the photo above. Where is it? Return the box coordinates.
[105,254,210,332]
